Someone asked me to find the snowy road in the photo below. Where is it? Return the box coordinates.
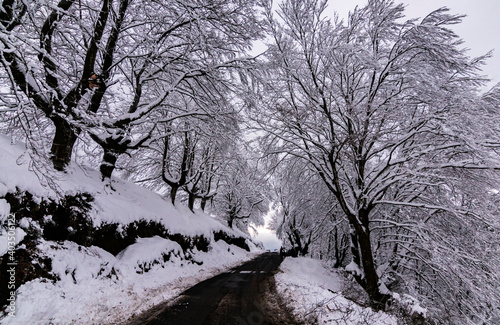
[123,252,298,325]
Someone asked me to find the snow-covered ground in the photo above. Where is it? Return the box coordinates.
[0,135,262,324]
[275,257,398,325]
[8,239,256,324]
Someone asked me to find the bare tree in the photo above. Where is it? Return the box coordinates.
[120,94,240,209]
[184,139,222,212]
[270,158,349,262]
[161,124,195,206]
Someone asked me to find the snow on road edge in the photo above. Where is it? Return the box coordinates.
[275,257,398,324]
[2,238,259,325]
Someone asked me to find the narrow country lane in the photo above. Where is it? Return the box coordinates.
[123,253,299,325]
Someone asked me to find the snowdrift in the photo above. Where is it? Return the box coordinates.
[275,257,398,324]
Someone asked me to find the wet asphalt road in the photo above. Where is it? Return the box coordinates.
[124,252,298,325]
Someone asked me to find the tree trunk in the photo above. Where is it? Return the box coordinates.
[357,227,389,310]
[334,226,342,268]
[302,232,312,256]
[50,116,77,171]
[200,198,207,211]
[170,186,179,206]
[188,193,195,212]
[349,211,390,311]
[349,223,362,272]
[100,149,118,180]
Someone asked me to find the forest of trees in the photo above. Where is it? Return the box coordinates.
[1,0,499,323]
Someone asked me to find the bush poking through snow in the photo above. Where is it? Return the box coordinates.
[2,189,244,257]
[4,189,95,246]
[214,230,250,251]
[1,190,96,310]
[92,220,211,256]
[0,238,56,311]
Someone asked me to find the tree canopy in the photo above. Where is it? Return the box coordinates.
[1,0,500,322]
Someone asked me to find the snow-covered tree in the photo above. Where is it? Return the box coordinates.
[183,135,225,212]
[250,0,500,318]
[0,0,263,179]
[270,158,349,263]
[206,146,269,232]
[118,92,241,209]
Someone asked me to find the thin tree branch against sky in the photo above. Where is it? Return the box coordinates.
[328,0,500,89]
[253,0,500,90]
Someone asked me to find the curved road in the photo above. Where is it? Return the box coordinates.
[124,253,299,325]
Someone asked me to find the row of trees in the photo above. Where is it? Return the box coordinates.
[0,0,267,229]
[2,0,500,322]
[122,117,268,229]
[254,0,500,322]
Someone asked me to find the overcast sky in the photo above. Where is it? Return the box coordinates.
[329,0,500,90]
[251,206,282,251]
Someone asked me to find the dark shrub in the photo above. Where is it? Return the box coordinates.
[0,239,56,312]
[214,231,250,251]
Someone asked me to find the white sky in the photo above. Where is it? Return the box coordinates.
[328,0,500,89]
[252,225,282,250]
[250,205,282,250]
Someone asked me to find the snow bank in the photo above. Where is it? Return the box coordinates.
[6,239,254,324]
[115,236,184,274]
[0,135,262,324]
[278,256,342,293]
[275,257,397,324]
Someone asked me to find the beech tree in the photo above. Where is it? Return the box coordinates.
[206,146,268,231]
[160,115,232,209]
[119,90,240,209]
[270,158,349,263]
[161,123,195,206]
[183,137,223,212]
[251,0,500,318]
[0,0,263,179]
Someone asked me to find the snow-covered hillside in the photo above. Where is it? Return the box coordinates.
[0,135,262,324]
